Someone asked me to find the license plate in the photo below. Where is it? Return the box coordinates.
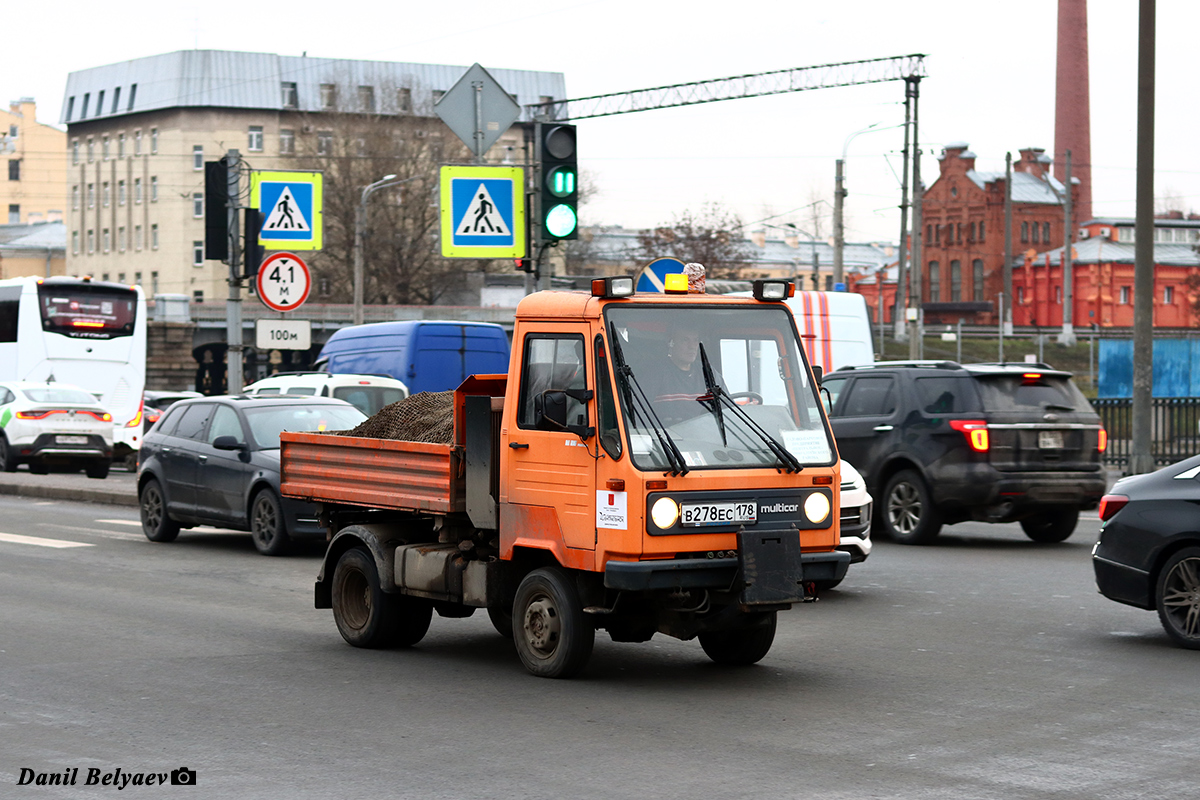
[681,502,757,527]
[1038,430,1064,449]
[57,435,88,445]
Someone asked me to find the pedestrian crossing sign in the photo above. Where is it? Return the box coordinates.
[250,171,323,251]
[440,166,525,258]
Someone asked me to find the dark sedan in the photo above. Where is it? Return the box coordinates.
[137,395,366,555]
[1093,454,1200,649]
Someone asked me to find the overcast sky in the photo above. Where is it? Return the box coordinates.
[7,1,1197,245]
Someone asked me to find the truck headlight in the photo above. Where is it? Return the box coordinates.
[651,497,680,528]
[804,492,830,524]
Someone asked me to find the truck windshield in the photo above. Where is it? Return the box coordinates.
[605,305,834,471]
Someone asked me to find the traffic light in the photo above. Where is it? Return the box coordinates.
[243,208,263,280]
[514,257,532,273]
[204,160,229,261]
[539,123,578,241]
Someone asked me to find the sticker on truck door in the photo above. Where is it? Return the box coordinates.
[597,491,628,530]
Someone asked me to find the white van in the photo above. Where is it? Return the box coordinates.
[242,372,409,417]
[785,291,875,374]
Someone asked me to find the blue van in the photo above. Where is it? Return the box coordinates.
[315,320,511,394]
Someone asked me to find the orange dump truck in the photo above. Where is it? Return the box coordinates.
[280,277,847,678]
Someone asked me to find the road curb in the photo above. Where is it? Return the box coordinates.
[0,482,138,507]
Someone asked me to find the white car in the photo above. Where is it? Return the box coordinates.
[815,460,873,591]
[242,372,409,417]
[0,381,115,478]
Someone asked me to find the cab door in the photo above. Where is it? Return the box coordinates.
[502,329,597,552]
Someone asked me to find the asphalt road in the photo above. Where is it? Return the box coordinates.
[0,494,1194,800]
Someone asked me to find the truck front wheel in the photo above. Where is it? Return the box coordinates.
[698,612,777,665]
[513,568,594,678]
[332,547,432,649]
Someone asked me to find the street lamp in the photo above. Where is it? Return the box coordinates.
[834,122,904,288]
[353,173,413,325]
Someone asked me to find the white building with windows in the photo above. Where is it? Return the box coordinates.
[61,50,566,303]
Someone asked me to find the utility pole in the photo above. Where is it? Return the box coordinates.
[1059,149,1076,345]
[833,159,845,288]
[1130,0,1156,475]
[225,149,243,394]
[908,78,923,359]
[893,83,913,342]
[1004,152,1014,337]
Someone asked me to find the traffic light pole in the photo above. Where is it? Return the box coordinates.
[225,149,243,394]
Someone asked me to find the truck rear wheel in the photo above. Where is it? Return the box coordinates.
[332,547,432,649]
[513,567,594,678]
[698,611,777,665]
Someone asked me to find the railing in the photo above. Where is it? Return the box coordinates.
[1093,397,1200,470]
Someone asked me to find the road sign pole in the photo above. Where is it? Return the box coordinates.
[225,148,244,394]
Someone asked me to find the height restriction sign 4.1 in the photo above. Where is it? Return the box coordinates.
[251,170,323,251]
[439,166,525,258]
[256,252,311,312]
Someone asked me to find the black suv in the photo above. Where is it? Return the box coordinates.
[821,361,1106,544]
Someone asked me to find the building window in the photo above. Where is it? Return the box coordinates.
[1021,221,1029,243]
[358,86,376,112]
[957,223,963,243]
[1118,227,1134,243]
[969,222,976,242]
[1032,221,1040,244]
[102,182,110,207]
[66,97,75,122]
[950,260,961,301]
[1120,286,1130,304]
[193,290,204,303]
[151,271,158,294]
[248,126,263,152]
[81,93,91,119]
[8,160,19,181]
[1055,286,1062,304]
[979,221,986,242]
[118,133,125,158]
[87,183,94,208]
[1043,222,1051,243]
[72,140,80,165]
[926,224,932,244]
[934,224,940,245]
[320,83,337,110]
[134,178,142,204]
[87,229,95,253]
[134,272,141,287]
[318,276,331,296]
[151,128,158,154]
[118,180,126,206]
[151,177,158,202]
[973,259,984,302]
[103,228,111,252]
[317,131,333,156]
[1165,285,1175,304]
[127,84,137,111]
[7,204,18,224]
[111,88,121,114]
[279,129,295,155]
[928,260,940,301]
[1017,287,1024,304]
[193,192,204,218]
[102,135,110,160]
[118,227,126,252]
[96,91,106,117]
[398,88,412,113]
[192,145,203,170]
[151,224,158,249]
[87,138,94,163]
[134,130,142,155]
[72,185,79,210]
[135,225,143,251]
[281,81,298,109]
[193,241,204,267]
[72,231,79,254]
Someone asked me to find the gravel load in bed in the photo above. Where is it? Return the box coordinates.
[336,391,455,444]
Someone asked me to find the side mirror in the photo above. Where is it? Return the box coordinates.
[811,365,824,384]
[212,435,248,451]
[534,389,595,439]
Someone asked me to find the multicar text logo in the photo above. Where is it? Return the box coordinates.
[17,766,196,789]
[759,502,799,514]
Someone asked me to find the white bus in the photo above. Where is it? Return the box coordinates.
[0,276,147,466]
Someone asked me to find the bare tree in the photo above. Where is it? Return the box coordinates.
[633,202,754,279]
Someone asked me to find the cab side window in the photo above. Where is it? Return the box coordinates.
[841,376,897,417]
[0,388,13,405]
[172,404,215,440]
[518,334,587,429]
[822,376,848,416]
[595,334,621,459]
[206,405,244,444]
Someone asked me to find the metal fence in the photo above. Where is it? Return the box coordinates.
[1093,397,1200,470]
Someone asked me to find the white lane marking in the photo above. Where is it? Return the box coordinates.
[95,519,142,527]
[0,532,94,549]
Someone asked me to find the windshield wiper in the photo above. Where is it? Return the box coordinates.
[607,322,689,476]
[1043,403,1075,411]
[697,343,803,473]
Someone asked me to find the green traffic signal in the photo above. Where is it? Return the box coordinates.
[539,123,578,242]
[545,204,578,238]
[546,166,576,198]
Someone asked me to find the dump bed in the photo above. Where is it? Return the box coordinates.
[280,431,464,513]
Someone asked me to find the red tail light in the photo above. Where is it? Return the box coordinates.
[125,397,145,428]
[949,419,989,452]
[1097,428,1108,453]
[1098,494,1129,521]
[17,409,111,422]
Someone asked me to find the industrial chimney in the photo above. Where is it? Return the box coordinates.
[1055,0,1093,222]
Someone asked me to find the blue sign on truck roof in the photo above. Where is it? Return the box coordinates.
[316,320,511,395]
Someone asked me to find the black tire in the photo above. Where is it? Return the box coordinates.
[249,489,290,556]
[488,604,514,639]
[85,459,111,480]
[139,477,180,543]
[1155,547,1200,650]
[699,611,778,665]
[331,547,432,648]
[1020,507,1079,543]
[0,435,18,472]
[880,469,942,545]
[513,567,594,678]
